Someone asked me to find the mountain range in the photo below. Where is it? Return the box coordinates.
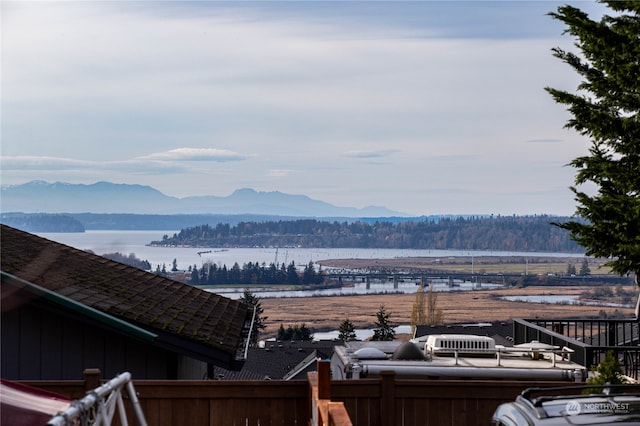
[0,181,407,217]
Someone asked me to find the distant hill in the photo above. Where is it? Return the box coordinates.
[0,181,406,217]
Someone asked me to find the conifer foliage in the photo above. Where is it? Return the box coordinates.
[372,305,395,341]
[239,289,267,346]
[585,350,628,393]
[276,323,313,341]
[338,318,357,342]
[546,2,640,290]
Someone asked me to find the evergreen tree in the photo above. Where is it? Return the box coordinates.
[338,318,357,341]
[277,324,286,340]
[372,305,395,341]
[567,263,577,276]
[190,265,200,284]
[239,289,267,346]
[303,261,316,284]
[580,259,591,276]
[286,262,300,285]
[276,323,313,341]
[294,323,313,341]
[546,1,640,316]
[585,350,628,393]
[229,262,242,283]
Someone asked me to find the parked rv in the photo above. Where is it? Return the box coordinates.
[330,335,587,381]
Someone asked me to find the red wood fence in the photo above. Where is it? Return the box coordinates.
[23,367,568,426]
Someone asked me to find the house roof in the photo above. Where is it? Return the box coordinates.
[0,225,252,368]
[216,340,341,380]
[1,271,158,343]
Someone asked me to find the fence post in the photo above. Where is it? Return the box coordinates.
[318,360,331,400]
[380,371,395,426]
[83,368,101,393]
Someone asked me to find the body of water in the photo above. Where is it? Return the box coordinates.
[207,278,498,299]
[499,294,632,308]
[312,325,413,341]
[35,230,599,341]
[38,230,584,273]
[37,230,584,299]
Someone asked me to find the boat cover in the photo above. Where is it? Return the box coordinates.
[1,379,71,426]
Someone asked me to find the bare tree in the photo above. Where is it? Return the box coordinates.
[410,282,427,336]
[426,283,443,326]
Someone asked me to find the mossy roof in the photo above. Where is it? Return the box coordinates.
[0,224,252,366]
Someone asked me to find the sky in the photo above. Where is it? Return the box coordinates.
[1,1,608,217]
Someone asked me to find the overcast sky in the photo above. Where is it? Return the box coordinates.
[1,1,607,216]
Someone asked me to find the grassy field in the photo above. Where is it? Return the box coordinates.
[258,256,631,339]
[317,256,612,276]
[259,285,634,339]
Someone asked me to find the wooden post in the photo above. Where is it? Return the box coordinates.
[83,368,101,392]
[317,360,331,400]
[380,371,395,426]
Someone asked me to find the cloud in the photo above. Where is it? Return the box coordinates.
[138,148,246,162]
[525,138,563,144]
[1,1,605,216]
[266,169,292,178]
[0,156,92,171]
[0,155,191,175]
[343,150,398,159]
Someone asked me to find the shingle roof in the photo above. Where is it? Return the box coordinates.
[0,225,252,366]
[217,340,341,380]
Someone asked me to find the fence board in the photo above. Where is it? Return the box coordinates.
[23,375,572,426]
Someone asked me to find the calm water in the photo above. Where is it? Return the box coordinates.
[37,230,583,299]
[37,230,583,273]
[36,230,591,340]
[499,295,632,308]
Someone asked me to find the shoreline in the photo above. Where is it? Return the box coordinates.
[259,284,635,339]
[257,256,633,338]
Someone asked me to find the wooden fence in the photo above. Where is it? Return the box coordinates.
[24,367,569,426]
[310,361,352,426]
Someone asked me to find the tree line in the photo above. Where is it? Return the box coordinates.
[187,260,325,285]
[150,215,583,253]
[1,213,85,233]
[101,252,152,270]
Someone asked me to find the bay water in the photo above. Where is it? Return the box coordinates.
[37,230,583,300]
[37,230,587,339]
[37,230,582,274]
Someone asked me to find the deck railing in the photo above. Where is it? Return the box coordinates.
[514,318,640,381]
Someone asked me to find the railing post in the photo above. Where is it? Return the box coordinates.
[608,322,617,346]
[318,360,331,400]
[380,371,395,426]
[83,368,101,393]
